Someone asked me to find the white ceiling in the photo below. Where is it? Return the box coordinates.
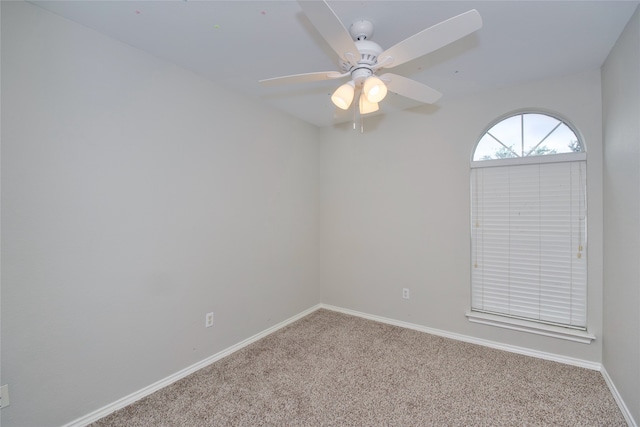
[31,0,639,128]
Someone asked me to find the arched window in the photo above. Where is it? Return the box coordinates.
[473,112,583,161]
[469,112,591,340]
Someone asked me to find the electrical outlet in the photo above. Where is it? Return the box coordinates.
[402,288,410,299]
[1,384,10,409]
[205,312,214,328]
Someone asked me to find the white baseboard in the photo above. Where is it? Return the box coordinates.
[601,366,638,427]
[319,304,602,371]
[63,304,322,427]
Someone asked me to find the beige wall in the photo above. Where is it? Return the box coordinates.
[1,3,320,426]
[319,69,605,362]
[602,5,640,425]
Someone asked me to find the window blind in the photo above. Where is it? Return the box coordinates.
[471,161,587,329]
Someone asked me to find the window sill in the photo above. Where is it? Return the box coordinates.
[466,311,596,344]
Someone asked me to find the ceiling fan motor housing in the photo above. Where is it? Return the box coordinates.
[355,39,382,64]
[352,40,383,85]
[340,35,384,86]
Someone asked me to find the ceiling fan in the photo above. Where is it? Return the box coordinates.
[259,1,482,117]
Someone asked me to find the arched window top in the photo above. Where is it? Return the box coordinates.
[473,112,584,162]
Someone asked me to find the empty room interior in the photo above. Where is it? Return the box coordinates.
[2,1,639,426]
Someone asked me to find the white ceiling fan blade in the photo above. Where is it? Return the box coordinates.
[378,9,482,69]
[259,71,347,86]
[298,0,360,67]
[380,73,442,104]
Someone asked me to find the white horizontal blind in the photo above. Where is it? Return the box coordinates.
[471,161,586,328]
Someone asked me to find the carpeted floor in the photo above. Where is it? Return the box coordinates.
[91,309,626,426]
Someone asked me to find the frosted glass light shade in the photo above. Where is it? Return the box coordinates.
[363,76,387,103]
[359,93,379,114]
[331,81,355,110]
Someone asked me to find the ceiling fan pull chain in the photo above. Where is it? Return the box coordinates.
[353,97,357,130]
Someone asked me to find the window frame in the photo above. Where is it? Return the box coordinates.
[467,111,595,344]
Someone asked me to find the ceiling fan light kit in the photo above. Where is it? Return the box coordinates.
[358,93,379,115]
[362,75,387,104]
[260,1,483,125]
[331,81,355,110]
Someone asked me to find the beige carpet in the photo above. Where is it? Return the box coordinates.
[91,309,626,426]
